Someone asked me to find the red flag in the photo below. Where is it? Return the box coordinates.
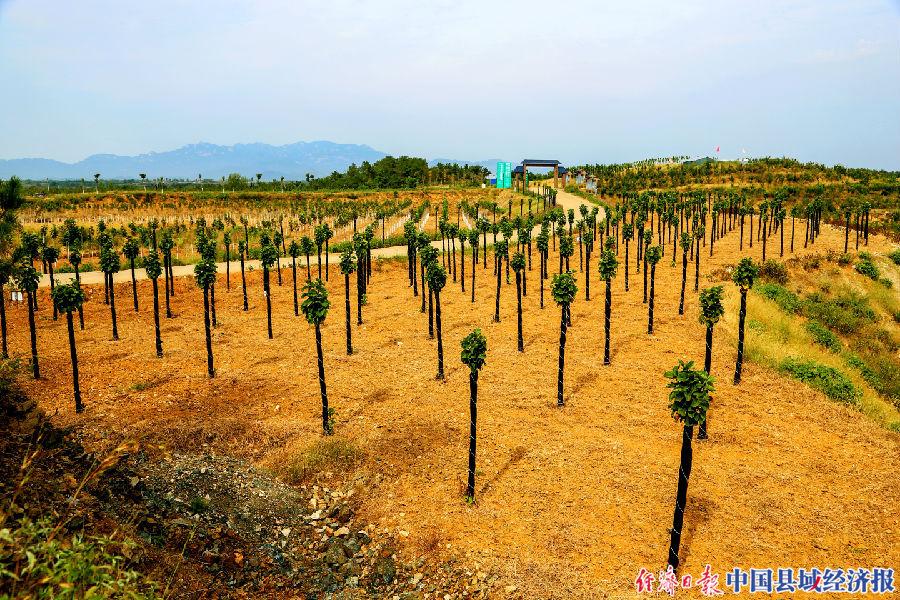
[716,146,720,153]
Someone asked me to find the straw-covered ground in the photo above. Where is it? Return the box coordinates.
[7,216,899,598]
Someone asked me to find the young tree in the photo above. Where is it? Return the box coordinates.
[461,328,487,502]
[68,248,85,329]
[238,240,249,311]
[642,229,652,302]
[468,229,479,303]
[314,224,327,280]
[42,245,60,321]
[493,240,508,322]
[17,264,41,378]
[273,230,284,286]
[511,252,526,352]
[301,278,333,435]
[52,283,86,413]
[536,230,549,309]
[598,238,618,366]
[145,249,164,357]
[223,231,232,290]
[732,257,758,385]
[678,232,691,315]
[100,245,121,340]
[159,231,174,317]
[551,271,577,407]
[339,248,356,355]
[0,260,10,358]
[583,229,594,301]
[194,259,217,378]
[427,262,448,379]
[646,245,662,334]
[122,237,140,312]
[621,222,634,292]
[261,242,278,339]
[693,226,704,293]
[300,235,314,280]
[289,240,301,316]
[458,228,467,293]
[696,285,725,439]
[664,360,713,571]
[419,244,438,336]
[323,224,334,281]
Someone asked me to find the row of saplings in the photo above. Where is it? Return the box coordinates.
[8,206,760,573]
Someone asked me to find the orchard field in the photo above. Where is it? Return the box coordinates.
[2,177,898,597]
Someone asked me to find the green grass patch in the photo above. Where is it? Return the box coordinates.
[802,291,876,334]
[779,357,862,406]
[276,438,362,485]
[754,283,801,313]
[805,322,842,353]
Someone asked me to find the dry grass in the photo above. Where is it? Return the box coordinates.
[7,213,900,597]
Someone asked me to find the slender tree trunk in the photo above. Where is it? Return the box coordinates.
[494,257,501,322]
[61,311,83,414]
[648,263,656,334]
[152,278,162,357]
[203,286,214,378]
[277,256,282,286]
[516,271,523,352]
[428,284,434,338]
[0,284,6,359]
[435,290,444,378]
[466,370,478,500]
[109,273,119,340]
[75,266,84,329]
[27,291,39,379]
[604,277,612,365]
[168,253,175,297]
[624,241,629,292]
[844,215,850,253]
[344,273,352,355]
[540,253,545,309]
[240,251,248,311]
[264,266,273,339]
[164,255,172,318]
[104,269,109,305]
[306,253,311,280]
[697,324,714,439]
[226,246,231,290]
[317,246,322,279]
[667,425,694,570]
[734,288,747,384]
[557,303,567,406]
[739,215,744,251]
[471,249,476,303]
[316,323,330,434]
[790,217,795,253]
[420,261,426,313]
[49,264,57,321]
[762,218,767,262]
[460,242,466,293]
[210,282,217,327]
[679,251,687,315]
[130,259,138,311]
[291,257,299,316]
[643,251,648,302]
[694,244,700,292]
[325,240,330,281]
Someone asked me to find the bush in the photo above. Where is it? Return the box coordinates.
[805,322,841,353]
[855,257,880,281]
[802,291,877,334]
[779,357,862,405]
[277,438,362,485]
[758,260,788,284]
[846,352,900,406]
[837,253,853,266]
[754,283,801,313]
[888,249,900,266]
[879,277,893,289]
[0,518,157,598]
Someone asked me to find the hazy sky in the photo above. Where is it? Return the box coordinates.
[1,0,898,168]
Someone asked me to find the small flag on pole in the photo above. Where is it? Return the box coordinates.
[715,146,720,153]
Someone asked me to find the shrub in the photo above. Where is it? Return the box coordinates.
[801,291,876,334]
[879,277,893,289]
[0,518,157,598]
[888,248,900,266]
[837,253,853,266]
[758,260,788,285]
[855,257,880,281]
[779,357,862,405]
[805,322,841,353]
[755,283,801,313]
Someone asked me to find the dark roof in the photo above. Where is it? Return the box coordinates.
[522,159,561,166]
[513,165,568,175]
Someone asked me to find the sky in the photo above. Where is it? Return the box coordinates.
[1,0,898,169]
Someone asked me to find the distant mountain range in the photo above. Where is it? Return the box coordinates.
[0,141,507,180]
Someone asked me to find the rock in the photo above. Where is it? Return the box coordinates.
[400,593,423,600]
[356,531,371,545]
[308,510,323,521]
[505,585,517,594]
[335,503,354,523]
[373,555,396,585]
[343,536,362,556]
[324,543,348,566]
[411,573,423,585]
[281,527,291,537]
[335,526,350,537]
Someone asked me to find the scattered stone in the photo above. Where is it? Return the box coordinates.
[335,526,351,537]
